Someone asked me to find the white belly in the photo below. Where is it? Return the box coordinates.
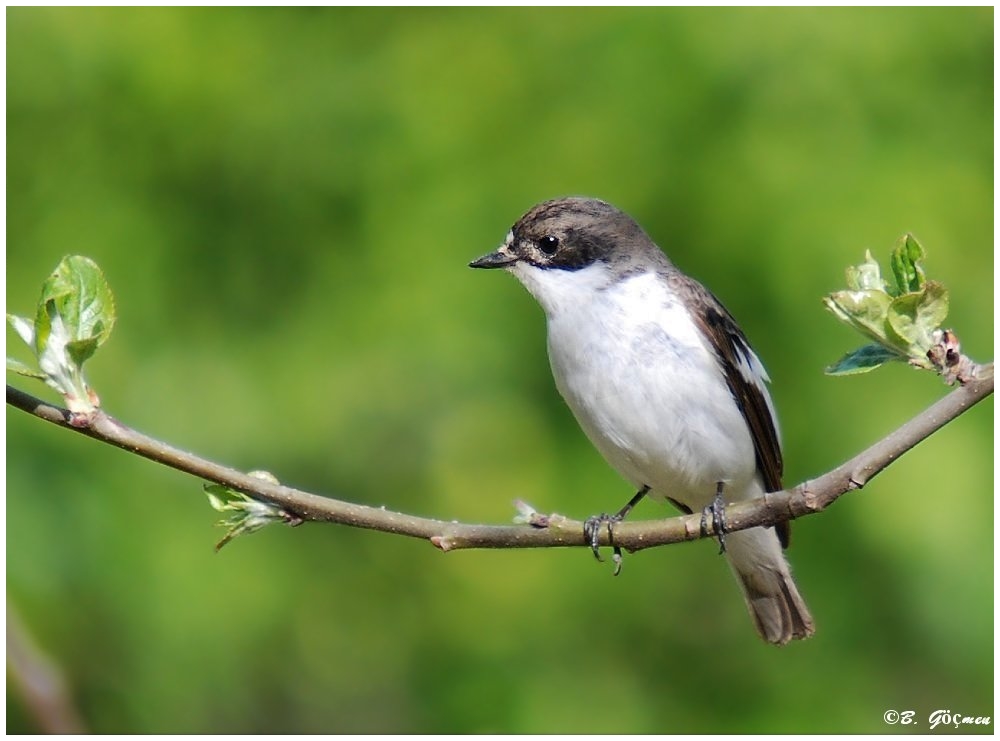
[544,272,758,510]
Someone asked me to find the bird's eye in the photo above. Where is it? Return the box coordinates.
[538,235,560,255]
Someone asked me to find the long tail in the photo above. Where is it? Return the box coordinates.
[724,526,815,645]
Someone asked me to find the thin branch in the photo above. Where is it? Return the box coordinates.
[7,605,87,733]
[5,361,993,553]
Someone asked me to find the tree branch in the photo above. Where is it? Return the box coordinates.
[6,605,86,734]
[6,361,993,554]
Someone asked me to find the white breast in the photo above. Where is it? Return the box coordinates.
[514,263,759,510]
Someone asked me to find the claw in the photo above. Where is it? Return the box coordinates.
[611,545,623,576]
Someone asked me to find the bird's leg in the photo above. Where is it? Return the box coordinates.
[583,485,650,576]
[699,481,728,554]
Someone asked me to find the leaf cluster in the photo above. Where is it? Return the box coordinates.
[7,256,116,420]
[205,471,301,551]
[823,235,949,375]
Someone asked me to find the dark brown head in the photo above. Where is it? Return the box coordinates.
[470,197,669,273]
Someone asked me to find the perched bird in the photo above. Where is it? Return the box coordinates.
[469,197,814,644]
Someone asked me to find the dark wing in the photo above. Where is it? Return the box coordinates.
[679,275,790,548]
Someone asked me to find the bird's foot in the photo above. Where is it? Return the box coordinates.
[583,513,626,575]
[700,482,728,555]
[583,485,650,576]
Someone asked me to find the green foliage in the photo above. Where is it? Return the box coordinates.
[891,234,927,294]
[824,236,950,375]
[205,472,295,551]
[6,7,992,735]
[7,255,116,415]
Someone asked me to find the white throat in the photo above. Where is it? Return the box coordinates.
[508,261,619,318]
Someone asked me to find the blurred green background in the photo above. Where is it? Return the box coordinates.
[6,7,993,734]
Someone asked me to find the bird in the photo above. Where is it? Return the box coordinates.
[469,196,815,645]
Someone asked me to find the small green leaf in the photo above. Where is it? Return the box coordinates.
[6,357,46,379]
[845,251,885,292]
[885,281,949,357]
[823,289,892,345]
[66,336,101,368]
[889,233,926,296]
[35,255,116,359]
[6,314,41,378]
[7,313,35,347]
[825,343,904,375]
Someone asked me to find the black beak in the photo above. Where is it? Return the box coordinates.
[469,248,517,269]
